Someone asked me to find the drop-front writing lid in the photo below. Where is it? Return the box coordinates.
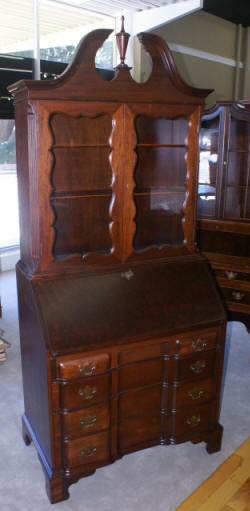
[9,22,212,273]
[33,258,225,355]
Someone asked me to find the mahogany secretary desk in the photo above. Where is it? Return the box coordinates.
[9,25,226,503]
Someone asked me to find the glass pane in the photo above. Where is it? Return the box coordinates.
[0,120,19,248]
[224,187,246,219]
[199,120,219,153]
[229,118,250,151]
[135,147,187,190]
[38,1,115,65]
[52,197,112,258]
[227,152,249,186]
[199,151,218,186]
[0,1,34,58]
[136,116,188,145]
[134,192,186,249]
[197,185,216,217]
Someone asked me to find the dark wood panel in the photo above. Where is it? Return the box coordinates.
[119,385,162,419]
[119,359,164,391]
[119,412,161,451]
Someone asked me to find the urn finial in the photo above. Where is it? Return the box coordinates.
[116,16,130,67]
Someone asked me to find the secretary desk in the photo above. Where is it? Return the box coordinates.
[9,23,226,503]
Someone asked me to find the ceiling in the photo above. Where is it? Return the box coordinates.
[203,0,250,28]
[54,0,178,17]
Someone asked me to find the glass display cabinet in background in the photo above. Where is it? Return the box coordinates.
[197,101,250,332]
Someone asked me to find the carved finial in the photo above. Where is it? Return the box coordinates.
[116,16,130,67]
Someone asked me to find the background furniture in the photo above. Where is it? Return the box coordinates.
[10,25,226,503]
[197,101,250,332]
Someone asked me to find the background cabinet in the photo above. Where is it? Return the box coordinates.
[197,101,250,332]
[11,25,226,503]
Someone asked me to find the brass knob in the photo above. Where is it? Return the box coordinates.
[190,360,206,374]
[186,415,201,427]
[78,362,96,376]
[80,446,97,457]
[80,414,97,427]
[225,271,238,280]
[232,291,245,302]
[192,338,207,351]
[78,385,97,399]
[188,388,204,400]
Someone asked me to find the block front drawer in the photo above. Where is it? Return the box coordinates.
[60,374,110,410]
[62,403,110,438]
[57,353,110,379]
[63,431,110,468]
[175,351,216,381]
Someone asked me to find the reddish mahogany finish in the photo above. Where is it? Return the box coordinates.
[11,26,226,503]
[197,101,250,332]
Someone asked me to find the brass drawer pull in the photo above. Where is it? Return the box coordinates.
[186,415,201,427]
[190,360,206,374]
[232,291,245,302]
[225,271,238,280]
[192,338,207,351]
[188,388,204,400]
[78,362,96,376]
[80,414,97,427]
[80,446,97,457]
[78,385,97,399]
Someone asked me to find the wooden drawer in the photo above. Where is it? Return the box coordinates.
[60,374,110,410]
[119,412,161,451]
[221,287,250,306]
[175,331,217,355]
[214,268,250,282]
[57,353,110,379]
[175,351,216,381]
[119,342,167,364]
[119,358,164,391]
[173,378,214,409]
[62,403,110,438]
[171,403,212,437]
[63,431,110,468]
[119,384,162,419]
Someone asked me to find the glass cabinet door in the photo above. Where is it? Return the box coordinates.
[223,116,250,221]
[198,115,220,219]
[133,115,188,249]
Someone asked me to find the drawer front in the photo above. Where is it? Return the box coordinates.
[171,403,212,437]
[175,331,217,356]
[62,403,110,438]
[119,412,161,451]
[57,353,110,379]
[214,268,250,282]
[173,378,214,409]
[119,358,164,392]
[63,431,109,468]
[119,342,167,364]
[60,374,110,410]
[119,385,162,419]
[221,287,250,306]
[175,351,216,381]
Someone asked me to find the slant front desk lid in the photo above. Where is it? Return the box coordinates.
[32,258,225,356]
